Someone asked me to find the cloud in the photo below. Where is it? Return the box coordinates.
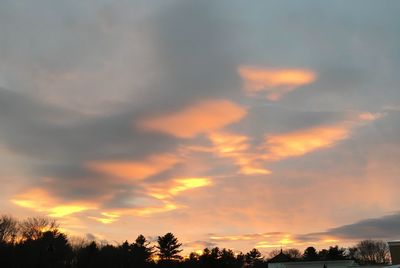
[137,100,247,138]
[1,0,400,252]
[297,212,400,242]
[148,177,212,200]
[90,212,121,225]
[209,232,285,242]
[183,240,217,250]
[238,66,317,101]
[91,177,213,222]
[262,123,351,161]
[86,154,180,181]
[358,112,384,121]
[208,131,271,175]
[112,201,179,217]
[262,113,382,161]
[11,188,95,217]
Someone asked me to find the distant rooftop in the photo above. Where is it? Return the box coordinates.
[268,250,292,263]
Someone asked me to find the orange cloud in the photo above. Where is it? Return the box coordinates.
[262,124,351,161]
[148,177,212,200]
[137,100,247,138]
[238,66,317,101]
[107,201,179,217]
[358,112,384,121]
[87,154,179,180]
[90,178,212,220]
[11,188,95,217]
[262,111,384,161]
[208,132,271,175]
[90,212,120,224]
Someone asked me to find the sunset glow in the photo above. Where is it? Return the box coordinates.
[137,100,247,138]
[1,0,399,258]
[238,66,317,101]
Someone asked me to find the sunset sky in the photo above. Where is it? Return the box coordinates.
[1,0,399,255]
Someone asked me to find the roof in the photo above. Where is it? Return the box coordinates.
[268,250,292,263]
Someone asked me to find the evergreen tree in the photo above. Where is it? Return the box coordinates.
[157,233,182,262]
[132,234,154,266]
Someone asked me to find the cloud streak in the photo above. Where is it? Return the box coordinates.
[238,66,317,101]
[86,154,180,181]
[137,100,247,138]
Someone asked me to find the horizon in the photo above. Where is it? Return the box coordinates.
[1,0,399,256]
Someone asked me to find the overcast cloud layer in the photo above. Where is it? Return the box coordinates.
[1,0,399,254]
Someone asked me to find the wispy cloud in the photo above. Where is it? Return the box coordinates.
[11,188,96,217]
[137,100,247,138]
[86,154,180,181]
[208,131,271,175]
[296,212,400,242]
[262,113,381,161]
[238,66,317,101]
[148,177,212,200]
[262,123,351,161]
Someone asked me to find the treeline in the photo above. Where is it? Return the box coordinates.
[0,215,391,268]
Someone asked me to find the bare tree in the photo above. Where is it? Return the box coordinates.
[0,215,18,244]
[19,216,58,241]
[352,240,390,264]
[285,248,302,259]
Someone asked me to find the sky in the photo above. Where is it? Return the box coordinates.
[1,0,400,255]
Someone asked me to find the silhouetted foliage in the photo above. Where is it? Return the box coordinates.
[157,232,182,266]
[245,248,264,267]
[349,239,390,264]
[0,214,394,268]
[327,245,347,260]
[269,248,301,260]
[0,215,18,244]
[284,248,302,259]
[303,246,319,261]
[132,234,154,266]
[20,216,58,241]
[197,247,247,268]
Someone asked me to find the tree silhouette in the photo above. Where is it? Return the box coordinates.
[220,248,236,268]
[0,213,393,268]
[76,241,99,268]
[20,217,58,241]
[157,232,182,262]
[303,246,319,261]
[132,234,154,266]
[326,245,346,260]
[0,215,18,244]
[351,240,390,264]
[285,248,302,259]
[245,248,263,267]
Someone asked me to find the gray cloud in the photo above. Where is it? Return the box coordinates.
[297,212,400,242]
[0,87,179,202]
[183,240,217,249]
[0,0,400,247]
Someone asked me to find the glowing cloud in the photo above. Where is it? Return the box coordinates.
[90,212,120,224]
[358,112,384,121]
[263,124,351,161]
[137,100,247,138]
[170,178,212,195]
[87,154,179,180]
[238,66,317,101]
[110,201,179,217]
[208,132,271,175]
[210,233,298,249]
[11,188,94,217]
[149,177,212,200]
